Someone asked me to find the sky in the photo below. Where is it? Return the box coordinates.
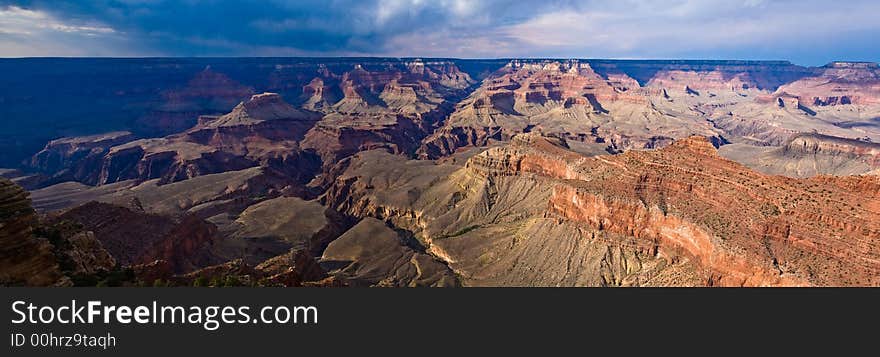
[0,0,878,66]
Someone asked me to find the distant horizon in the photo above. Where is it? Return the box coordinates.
[2,1,879,67]
[0,56,877,68]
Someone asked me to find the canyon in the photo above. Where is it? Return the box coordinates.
[2,58,880,286]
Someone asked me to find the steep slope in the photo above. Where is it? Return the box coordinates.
[218,196,350,258]
[321,217,459,287]
[0,178,127,286]
[326,134,880,286]
[29,59,477,187]
[720,133,880,177]
[419,59,880,171]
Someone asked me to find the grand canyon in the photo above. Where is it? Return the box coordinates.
[2,58,879,287]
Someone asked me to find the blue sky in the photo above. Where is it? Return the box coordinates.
[0,0,878,65]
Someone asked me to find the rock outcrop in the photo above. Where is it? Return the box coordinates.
[720,133,880,177]
[300,60,474,166]
[168,248,329,287]
[419,59,725,158]
[98,138,259,185]
[50,93,323,187]
[254,249,327,286]
[0,178,65,286]
[27,131,136,187]
[58,231,117,276]
[56,201,219,273]
[326,134,880,286]
[775,62,880,106]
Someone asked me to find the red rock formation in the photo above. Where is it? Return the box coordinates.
[19,58,880,287]
[420,59,723,158]
[297,60,473,167]
[69,69,476,187]
[466,134,880,286]
[98,140,258,185]
[774,62,880,106]
[505,60,637,107]
[300,77,338,111]
[301,113,424,166]
[312,60,472,114]
[186,93,320,158]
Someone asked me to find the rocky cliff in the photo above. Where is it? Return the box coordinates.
[719,133,880,177]
[420,59,756,158]
[325,134,880,286]
[40,93,322,187]
[781,133,880,165]
[0,178,65,286]
[299,60,474,166]
[28,59,476,186]
[775,62,880,106]
[588,60,814,90]
[27,131,136,187]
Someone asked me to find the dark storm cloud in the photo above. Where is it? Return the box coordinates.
[0,0,878,65]
[0,0,556,56]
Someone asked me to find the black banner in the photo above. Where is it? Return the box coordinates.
[2,288,878,355]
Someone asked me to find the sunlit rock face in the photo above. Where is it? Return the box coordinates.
[775,62,880,106]
[326,134,880,286]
